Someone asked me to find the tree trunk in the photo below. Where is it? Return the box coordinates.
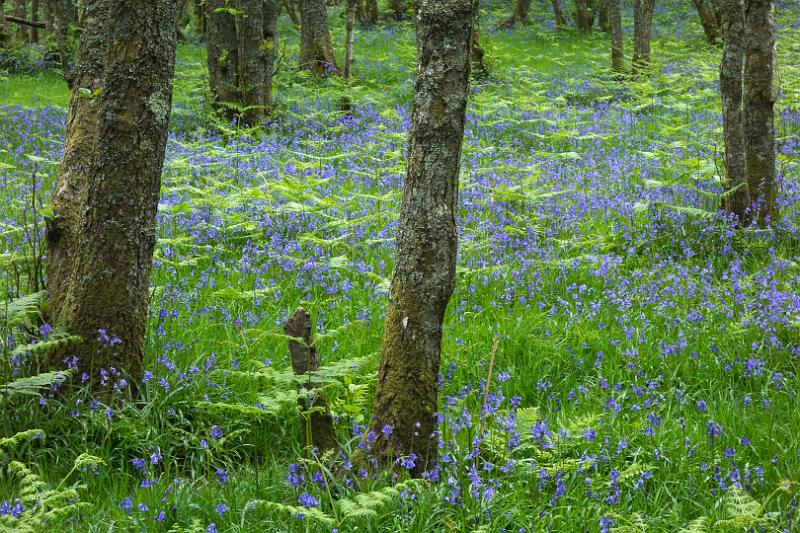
[49,0,77,86]
[14,0,27,40]
[472,15,488,79]
[692,0,720,44]
[282,0,301,27]
[388,0,405,20]
[206,0,240,120]
[743,0,777,224]
[598,0,608,31]
[500,0,530,27]
[608,0,623,72]
[720,0,749,221]
[263,0,280,112]
[299,0,338,75]
[574,0,593,32]
[236,0,267,125]
[364,0,477,476]
[551,0,567,26]
[30,0,38,42]
[193,0,207,35]
[344,0,356,79]
[45,0,177,384]
[632,0,655,74]
[359,0,378,25]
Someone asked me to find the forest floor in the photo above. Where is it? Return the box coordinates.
[2,1,800,531]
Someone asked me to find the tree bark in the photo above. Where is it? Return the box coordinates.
[743,0,777,224]
[720,0,749,222]
[692,0,720,44]
[299,0,338,75]
[359,0,378,25]
[574,0,593,32]
[281,0,301,27]
[14,0,27,40]
[388,0,405,20]
[364,0,477,476]
[551,0,567,27]
[236,0,267,125]
[598,0,608,31]
[263,0,280,112]
[46,0,177,384]
[206,0,240,120]
[608,0,623,72]
[500,0,530,27]
[30,0,38,42]
[344,0,356,79]
[632,0,655,74]
[49,0,77,86]
[472,15,488,79]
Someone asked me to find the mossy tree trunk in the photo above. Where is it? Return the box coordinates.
[743,0,777,224]
[344,0,356,79]
[206,0,240,120]
[388,0,405,20]
[359,0,379,25]
[364,0,477,476]
[14,0,27,41]
[608,0,624,72]
[45,0,177,384]
[720,0,748,221]
[692,0,720,44]
[282,0,301,27]
[598,0,608,31]
[236,0,267,125]
[574,0,593,32]
[632,0,655,74]
[299,0,338,75]
[501,0,530,27]
[263,0,280,111]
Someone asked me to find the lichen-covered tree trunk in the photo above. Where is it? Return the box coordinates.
[608,0,624,72]
[45,0,107,321]
[206,0,240,120]
[632,0,655,74]
[719,0,748,221]
[299,0,338,75]
[743,0,777,224]
[364,0,477,476]
[236,0,267,125]
[692,0,720,44]
[45,0,177,383]
[344,0,356,79]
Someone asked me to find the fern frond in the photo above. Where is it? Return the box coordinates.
[1,370,75,397]
[247,499,336,526]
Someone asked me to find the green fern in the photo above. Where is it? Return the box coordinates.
[1,369,75,398]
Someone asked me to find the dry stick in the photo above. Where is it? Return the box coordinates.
[478,335,500,438]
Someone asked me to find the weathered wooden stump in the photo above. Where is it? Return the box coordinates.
[284,307,338,453]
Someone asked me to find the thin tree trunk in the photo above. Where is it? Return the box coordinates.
[282,0,301,27]
[363,0,477,475]
[500,0,530,27]
[472,15,488,79]
[14,0,27,40]
[574,0,592,32]
[632,0,655,74]
[598,0,608,31]
[720,0,748,221]
[299,0,338,75]
[388,0,405,20]
[344,0,356,79]
[30,0,38,42]
[46,0,177,384]
[236,0,267,125]
[263,0,280,112]
[193,0,207,35]
[49,0,75,86]
[743,0,777,224]
[608,0,623,72]
[692,0,720,44]
[206,0,240,120]
[359,0,378,25]
[551,0,567,26]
